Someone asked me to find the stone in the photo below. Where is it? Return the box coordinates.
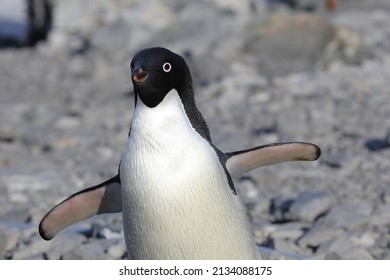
[382,188,390,204]
[288,191,335,222]
[0,226,6,256]
[297,223,342,249]
[98,227,123,240]
[45,232,87,260]
[317,233,356,255]
[62,242,111,260]
[269,222,309,240]
[258,246,287,260]
[272,237,303,256]
[0,226,21,252]
[107,239,127,259]
[338,248,374,260]
[12,237,52,259]
[321,205,371,231]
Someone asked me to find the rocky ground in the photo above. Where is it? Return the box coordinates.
[1,0,390,260]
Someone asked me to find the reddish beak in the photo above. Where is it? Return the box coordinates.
[132,67,149,83]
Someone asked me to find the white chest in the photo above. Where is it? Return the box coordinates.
[120,90,259,259]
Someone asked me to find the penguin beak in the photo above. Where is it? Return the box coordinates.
[132,67,149,83]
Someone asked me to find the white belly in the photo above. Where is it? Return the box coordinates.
[120,90,260,259]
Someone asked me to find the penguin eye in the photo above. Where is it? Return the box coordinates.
[162,62,172,73]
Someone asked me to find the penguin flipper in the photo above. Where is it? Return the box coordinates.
[226,142,321,178]
[39,175,121,240]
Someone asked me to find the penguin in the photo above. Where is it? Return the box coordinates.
[39,47,321,259]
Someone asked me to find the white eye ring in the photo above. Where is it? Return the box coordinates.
[163,62,172,73]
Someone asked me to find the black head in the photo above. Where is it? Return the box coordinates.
[130,47,190,108]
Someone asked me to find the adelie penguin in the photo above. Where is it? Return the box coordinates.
[39,47,321,259]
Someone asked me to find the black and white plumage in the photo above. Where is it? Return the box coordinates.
[39,47,320,260]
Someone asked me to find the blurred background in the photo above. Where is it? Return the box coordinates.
[0,0,390,260]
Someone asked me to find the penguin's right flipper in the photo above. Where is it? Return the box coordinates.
[226,142,321,178]
[39,175,121,241]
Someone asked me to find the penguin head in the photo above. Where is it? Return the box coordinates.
[130,47,190,108]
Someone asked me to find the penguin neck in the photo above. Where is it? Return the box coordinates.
[176,74,212,142]
[134,81,211,142]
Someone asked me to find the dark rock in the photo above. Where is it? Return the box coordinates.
[365,131,390,151]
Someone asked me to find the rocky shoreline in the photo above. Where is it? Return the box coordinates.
[1,0,390,259]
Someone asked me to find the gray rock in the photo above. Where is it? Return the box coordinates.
[269,222,310,240]
[12,237,52,259]
[317,233,356,255]
[272,237,304,256]
[107,239,127,259]
[0,226,6,256]
[243,13,335,78]
[288,191,335,222]
[98,227,123,240]
[0,226,21,254]
[45,232,87,260]
[338,247,374,260]
[297,223,343,249]
[258,246,287,260]
[62,242,111,260]
[382,188,390,204]
[321,205,371,231]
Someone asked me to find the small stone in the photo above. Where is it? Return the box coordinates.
[382,188,390,204]
[271,196,295,221]
[237,178,260,204]
[12,237,52,259]
[321,205,370,231]
[107,239,127,259]
[62,242,111,260]
[350,231,377,248]
[297,223,342,249]
[317,233,356,255]
[45,232,87,260]
[248,196,272,218]
[288,191,335,222]
[0,226,6,256]
[1,226,21,252]
[99,227,123,240]
[54,114,81,130]
[272,237,303,256]
[269,222,309,240]
[258,246,287,260]
[338,248,374,260]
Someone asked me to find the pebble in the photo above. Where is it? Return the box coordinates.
[382,188,390,204]
[297,223,342,249]
[269,222,310,240]
[321,205,371,231]
[107,239,127,259]
[45,232,87,260]
[338,248,374,260]
[12,237,52,259]
[0,226,6,257]
[62,242,111,260]
[287,191,335,222]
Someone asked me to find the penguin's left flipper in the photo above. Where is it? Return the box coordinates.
[226,142,321,178]
[39,175,121,241]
